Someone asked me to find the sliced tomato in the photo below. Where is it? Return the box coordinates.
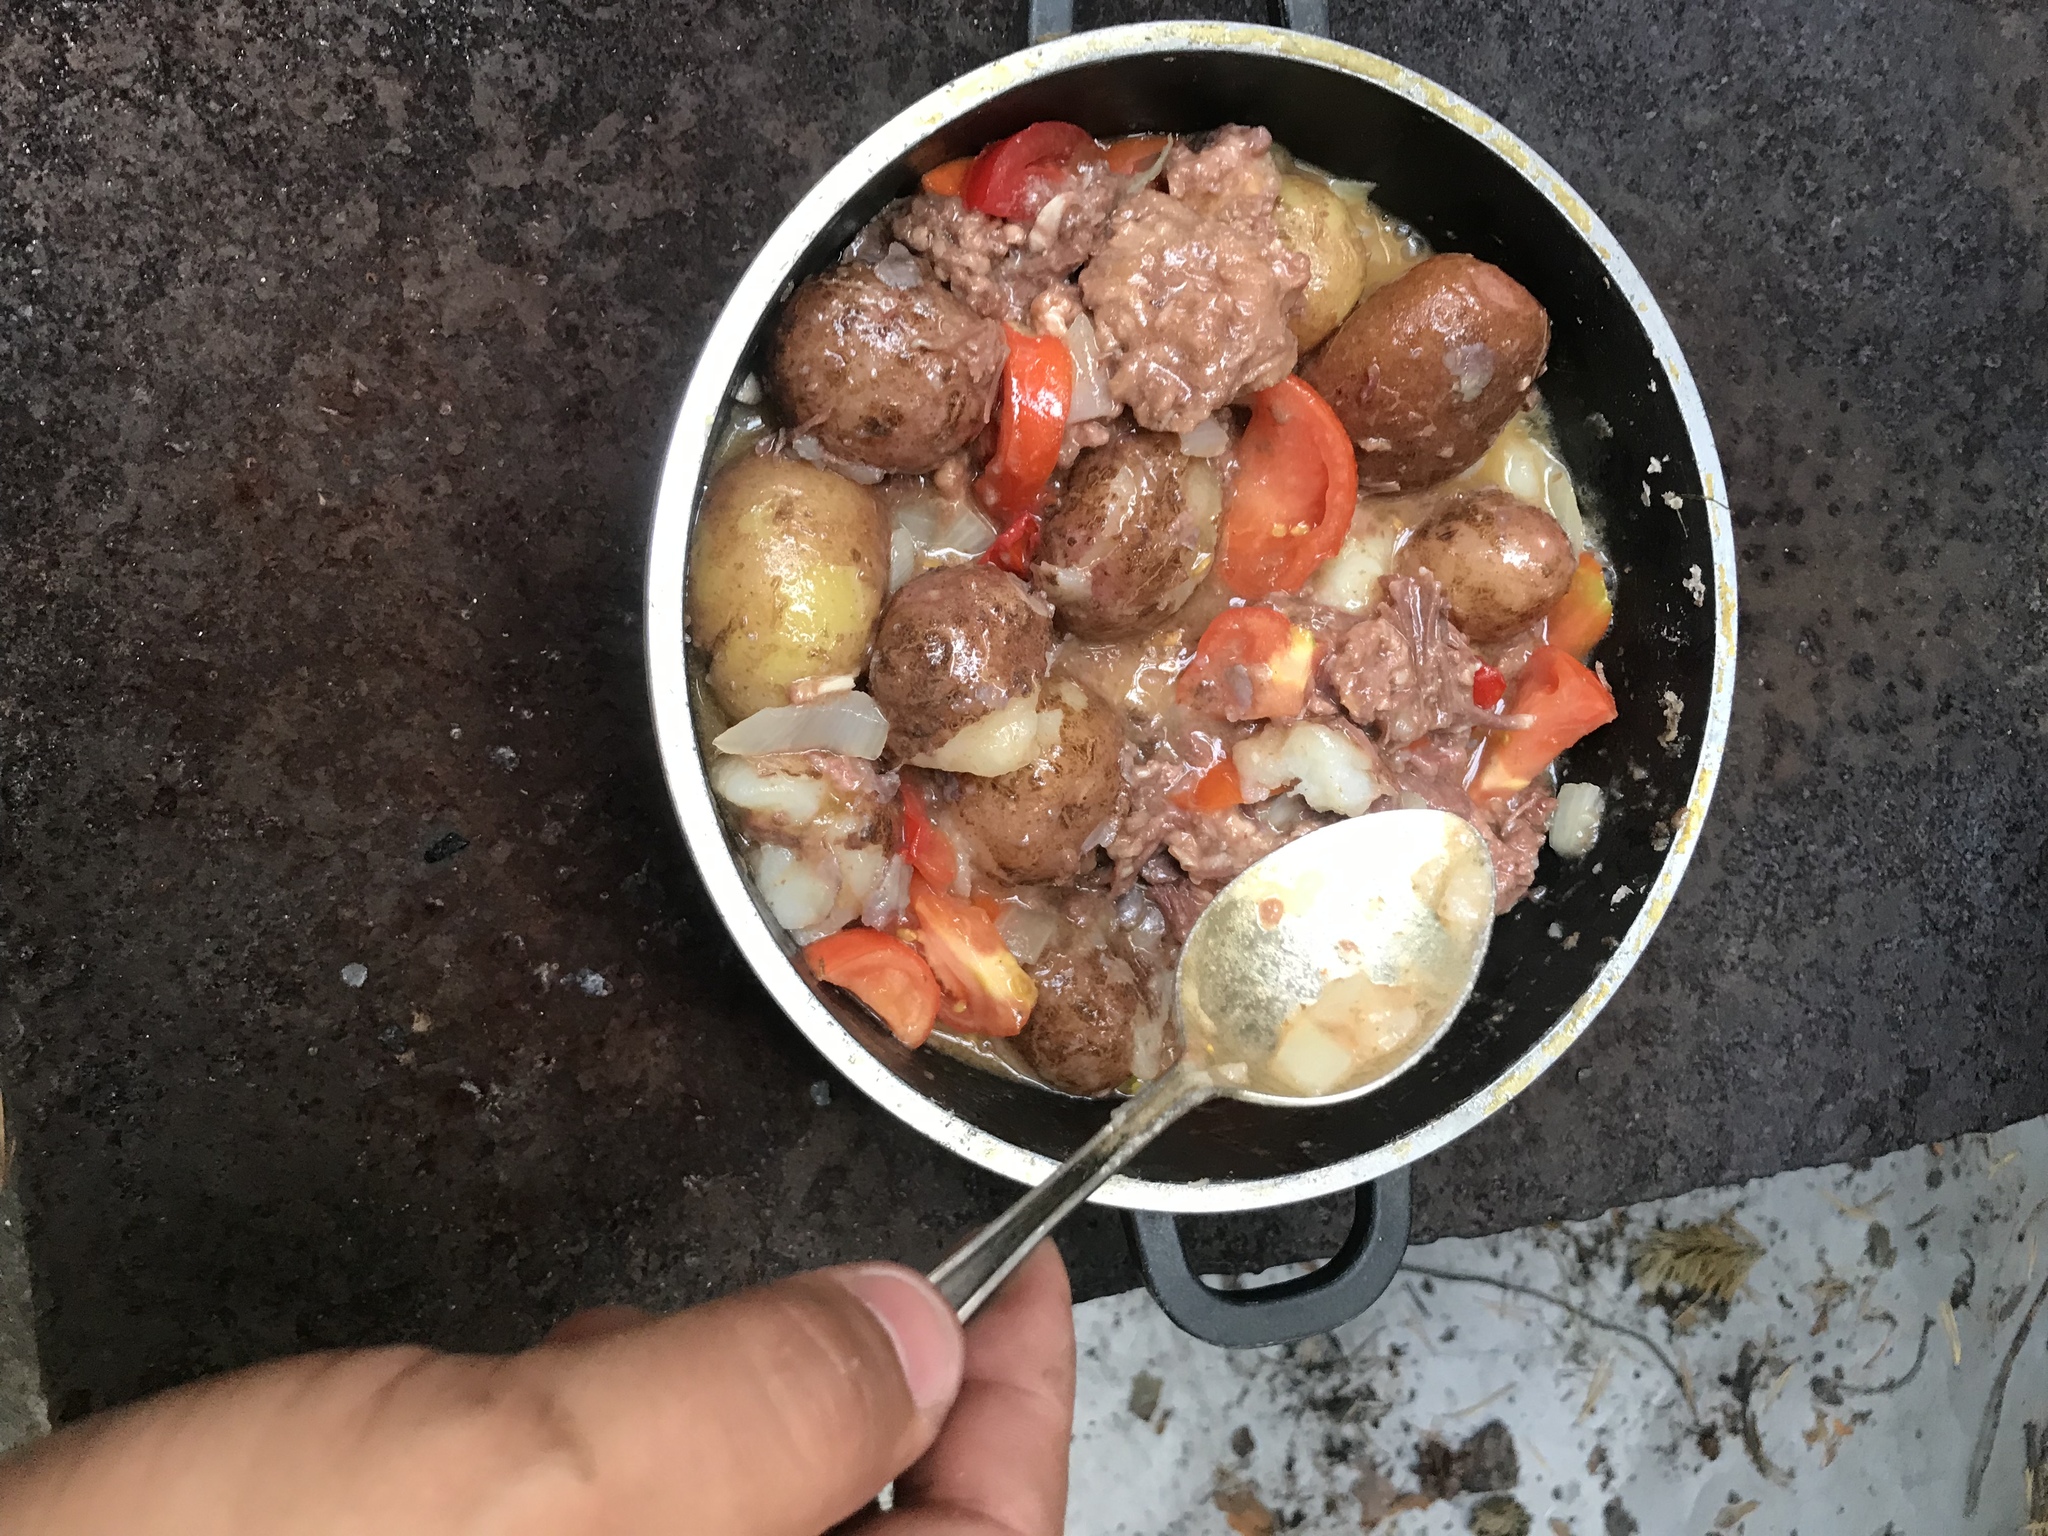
[1171,756,1244,813]
[975,324,1071,534]
[961,121,1103,222]
[1176,607,1318,722]
[1544,552,1613,661]
[1218,376,1360,598]
[1472,662,1507,711]
[920,156,975,198]
[906,876,1036,1037]
[898,782,958,892]
[1470,645,1619,800]
[803,929,942,1048]
[1103,133,1172,176]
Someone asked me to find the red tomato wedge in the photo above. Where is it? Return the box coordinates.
[920,156,975,197]
[1103,134,1172,176]
[1176,607,1318,722]
[983,509,1043,577]
[898,782,958,892]
[906,876,1037,1038]
[961,121,1103,222]
[1171,756,1244,813]
[803,929,942,1048]
[976,324,1072,550]
[1218,376,1359,598]
[1472,662,1507,710]
[1470,645,1619,801]
[1543,552,1613,661]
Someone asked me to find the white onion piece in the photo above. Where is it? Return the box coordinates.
[910,693,1060,776]
[751,844,837,934]
[862,854,912,931]
[994,903,1060,966]
[874,241,922,289]
[1065,315,1116,423]
[1548,781,1605,858]
[1308,501,1402,614]
[888,525,920,592]
[713,693,890,760]
[1124,142,1171,193]
[1027,192,1070,253]
[930,502,997,559]
[1177,416,1230,457]
[733,373,763,405]
[790,431,885,487]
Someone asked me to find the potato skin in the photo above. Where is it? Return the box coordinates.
[1273,174,1369,350]
[1301,253,1549,493]
[1394,487,1575,644]
[948,695,1126,885]
[769,263,1006,473]
[1017,944,1141,1096]
[1033,433,1220,640]
[866,565,1053,762]
[688,455,888,719]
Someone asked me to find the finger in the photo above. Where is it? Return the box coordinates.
[863,1240,1075,1536]
[539,1305,653,1348]
[0,1264,965,1536]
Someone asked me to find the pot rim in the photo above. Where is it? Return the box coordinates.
[643,21,1737,1214]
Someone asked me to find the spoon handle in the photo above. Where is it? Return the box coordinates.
[929,1060,1217,1320]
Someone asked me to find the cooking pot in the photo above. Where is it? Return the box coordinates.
[644,16,1736,1347]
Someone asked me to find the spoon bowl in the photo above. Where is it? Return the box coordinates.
[929,809,1497,1318]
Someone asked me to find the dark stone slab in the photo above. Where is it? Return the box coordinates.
[1,0,2042,1414]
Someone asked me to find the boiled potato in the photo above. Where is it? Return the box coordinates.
[946,687,1124,886]
[689,456,888,719]
[1394,487,1575,644]
[1274,174,1370,349]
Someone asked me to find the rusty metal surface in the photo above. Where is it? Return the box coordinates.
[2,0,2044,1415]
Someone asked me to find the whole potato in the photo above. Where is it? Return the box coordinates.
[769,263,1006,474]
[1033,433,1223,640]
[1017,944,1143,1096]
[689,456,888,719]
[867,564,1053,763]
[1301,253,1549,493]
[947,690,1125,886]
[1273,174,1370,349]
[1394,487,1575,644]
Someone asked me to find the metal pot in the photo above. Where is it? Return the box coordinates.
[644,19,1735,1346]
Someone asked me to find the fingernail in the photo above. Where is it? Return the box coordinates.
[831,1264,964,1419]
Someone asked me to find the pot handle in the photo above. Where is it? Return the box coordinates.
[1028,0,1328,45]
[1123,1167,1410,1348]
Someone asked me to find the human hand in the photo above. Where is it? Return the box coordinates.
[0,1240,1074,1536]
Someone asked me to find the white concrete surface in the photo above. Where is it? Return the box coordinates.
[1072,1120,2048,1535]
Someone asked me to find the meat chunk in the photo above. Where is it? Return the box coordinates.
[1033,431,1222,639]
[1301,253,1550,491]
[1079,172,1309,433]
[866,565,1053,762]
[1385,737,1554,912]
[890,160,1123,324]
[1107,751,1303,888]
[769,263,1005,473]
[1324,572,1499,744]
[1164,125,1285,226]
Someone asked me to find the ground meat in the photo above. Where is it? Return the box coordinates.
[1145,872,1215,945]
[891,161,1122,324]
[1106,750,1298,888]
[1165,125,1285,226]
[1079,184,1308,434]
[1324,572,1501,744]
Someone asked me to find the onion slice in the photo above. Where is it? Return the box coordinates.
[1065,315,1116,423]
[1177,415,1229,457]
[713,693,890,760]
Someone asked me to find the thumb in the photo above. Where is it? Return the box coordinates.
[531,1262,965,1535]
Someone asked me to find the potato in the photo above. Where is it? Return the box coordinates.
[1301,253,1550,493]
[1273,174,1370,349]
[867,565,1053,764]
[1016,943,1142,1096]
[688,456,888,719]
[946,688,1125,886]
[1394,487,1575,644]
[1033,432,1222,639]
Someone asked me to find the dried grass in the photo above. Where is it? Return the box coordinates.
[1631,1215,1764,1304]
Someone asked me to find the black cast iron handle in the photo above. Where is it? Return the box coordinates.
[1028,0,1329,45]
[1125,1167,1411,1349]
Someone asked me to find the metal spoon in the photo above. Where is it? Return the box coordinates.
[929,808,1496,1319]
